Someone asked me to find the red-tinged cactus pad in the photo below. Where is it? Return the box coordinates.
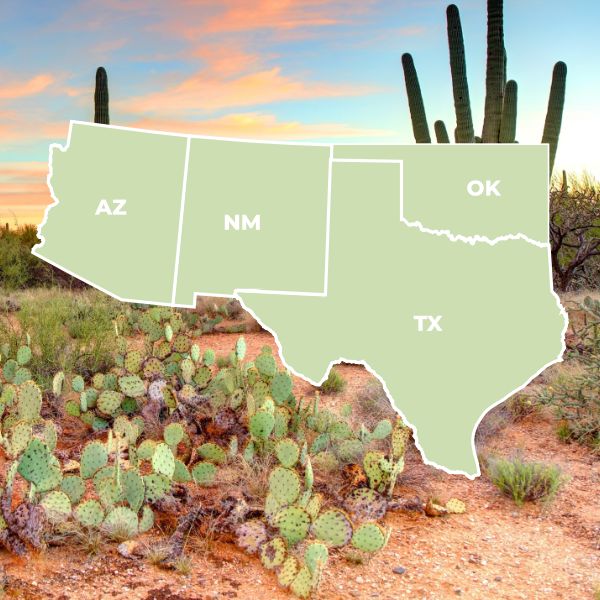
[260,536,286,569]
[236,519,267,554]
[343,488,388,522]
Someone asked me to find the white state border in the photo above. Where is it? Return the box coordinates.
[32,121,568,478]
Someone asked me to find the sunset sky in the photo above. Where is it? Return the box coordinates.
[1,0,598,225]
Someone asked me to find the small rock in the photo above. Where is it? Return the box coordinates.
[356,576,365,584]
[392,566,406,575]
[454,589,463,596]
[118,540,142,559]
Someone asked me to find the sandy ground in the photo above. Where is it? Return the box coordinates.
[0,328,599,599]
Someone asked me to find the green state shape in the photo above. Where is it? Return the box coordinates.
[334,144,549,244]
[174,139,330,305]
[239,161,566,476]
[34,122,187,303]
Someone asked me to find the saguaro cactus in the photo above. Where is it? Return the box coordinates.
[542,61,567,174]
[446,4,474,143]
[481,0,505,142]
[401,53,431,143]
[94,66,109,125]
[434,121,450,144]
[401,0,567,174]
[499,79,518,143]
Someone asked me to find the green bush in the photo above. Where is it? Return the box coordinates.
[0,290,119,387]
[0,226,81,290]
[319,367,347,395]
[486,456,564,506]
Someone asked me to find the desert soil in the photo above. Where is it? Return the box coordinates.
[0,328,598,600]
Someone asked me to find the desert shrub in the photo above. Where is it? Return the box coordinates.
[319,367,347,394]
[486,456,564,506]
[215,354,230,368]
[538,297,600,451]
[505,394,539,420]
[0,225,83,289]
[0,290,118,386]
[355,379,395,426]
[539,361,599,451]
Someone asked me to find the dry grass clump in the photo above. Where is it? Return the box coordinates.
[319,367,347,395]
[485,455,564,506]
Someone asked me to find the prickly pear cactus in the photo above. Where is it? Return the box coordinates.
[75,499,105,527]
[191,461,217,486]
[118,375,145,398]
[17,439,52,487]
[97,390,123,416]
[278,555,300,588]
[351,522,387,553]
[276,506,311,545]
[197,442,226,464]
[61,475,85,504]
[269,466,301,504]
[270,372,292,405]
[260,536,286,569]
[236,519,267,554]
[275,438,300,468]
[249,410,275,440]
[80,441,108,479]
[343,488,387,521]
[290,566,313,599]
[304,541,328,574]
[151,443,175,478]
[312,509,353,547]
[103,506,138,540]
[445,498,466,514]
[163,422,184,447]
[17,381,42,422]
[40,491,72,524]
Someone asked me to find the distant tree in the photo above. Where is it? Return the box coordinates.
[550,172,600,291]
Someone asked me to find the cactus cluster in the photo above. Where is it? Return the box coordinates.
[1,307,468,597]
[402,0,566,173]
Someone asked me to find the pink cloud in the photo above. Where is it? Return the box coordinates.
[0,162,50,216]
[117,41,380,116]
[132,112,394,139]
[0,74,55,100]
[0,118,69,145]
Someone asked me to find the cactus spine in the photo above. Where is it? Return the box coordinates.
[94,66,109,125]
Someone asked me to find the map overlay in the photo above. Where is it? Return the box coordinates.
[33,122,568,477]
